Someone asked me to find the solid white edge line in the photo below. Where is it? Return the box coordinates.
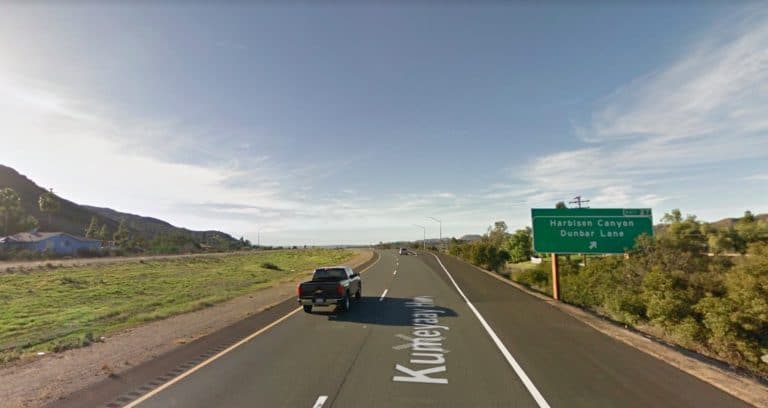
[125,252,383,407]
[379,288,388,301]
[123,307,302,408]
[313,395,329,408]
[432,254,551,408]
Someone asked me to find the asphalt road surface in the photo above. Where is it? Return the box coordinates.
[62,250,753,408]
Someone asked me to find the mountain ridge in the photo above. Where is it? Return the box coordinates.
[0,164,237,243]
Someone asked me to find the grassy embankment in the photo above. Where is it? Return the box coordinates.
[0,249,354,363]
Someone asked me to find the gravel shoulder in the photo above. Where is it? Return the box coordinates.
[0,250,373,408]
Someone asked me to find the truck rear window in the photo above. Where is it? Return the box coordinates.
[313,268,347,280]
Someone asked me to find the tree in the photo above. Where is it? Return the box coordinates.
[38,189,61,230]
[113,218,132,249]
[0,188,21,235]
[488,221,509,247]
[85,216,101,238]
[0,188,38,235]
[97,224,109,242]
[735,210,768,245]
[661,209,683,224]
[555,201,567,209]
[660,210,707,253]
[505,227,533,263]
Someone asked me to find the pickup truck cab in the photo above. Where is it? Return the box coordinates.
[298,266,361,313]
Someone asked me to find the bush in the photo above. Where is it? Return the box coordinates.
[696,243,768,370]
[260,262,281,271]
[641,268,695,327]
[515,264,550,292]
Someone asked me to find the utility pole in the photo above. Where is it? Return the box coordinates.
[427,217,442,252]
[568,196,590,267]
[569,196,590,208]
[413,224,426,252]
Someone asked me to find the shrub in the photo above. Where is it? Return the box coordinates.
[515,263,550,291]
[696,243,768,370]
[260,262,281,271]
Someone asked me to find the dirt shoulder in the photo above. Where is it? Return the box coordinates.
[0,250,374,408]
[454,255,768,408]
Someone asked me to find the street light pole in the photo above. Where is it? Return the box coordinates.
[413,224,426,252]
[427,217,442,252]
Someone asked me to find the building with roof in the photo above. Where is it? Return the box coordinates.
[0,232,101,255]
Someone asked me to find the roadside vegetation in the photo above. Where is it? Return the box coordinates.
[449,210,768,378]
[0,248,354,364]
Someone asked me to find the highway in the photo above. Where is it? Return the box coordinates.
[56,250,752,408]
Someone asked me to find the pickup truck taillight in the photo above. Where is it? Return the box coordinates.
[297,284,301,297]
[337,283,344,296]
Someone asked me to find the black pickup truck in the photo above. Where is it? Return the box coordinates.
[298,266,361,313]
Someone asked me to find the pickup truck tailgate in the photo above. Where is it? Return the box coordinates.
[299,282,340,298]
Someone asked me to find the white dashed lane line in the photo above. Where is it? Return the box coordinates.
[312,395,328,408]
[379,289,388,301]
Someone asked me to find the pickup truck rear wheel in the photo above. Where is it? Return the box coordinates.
[303,305,312,313]
[339,293,350,312]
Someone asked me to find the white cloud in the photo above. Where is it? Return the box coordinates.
[0,72,296,233]
[516,8,768,209]
[0,74,507,243]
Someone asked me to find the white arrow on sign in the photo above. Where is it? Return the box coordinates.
[589,241,597,249]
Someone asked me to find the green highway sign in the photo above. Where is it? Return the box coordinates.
[531,208,653,254]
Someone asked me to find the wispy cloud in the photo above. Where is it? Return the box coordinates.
[0,71,295,229]
[514,7,768,208]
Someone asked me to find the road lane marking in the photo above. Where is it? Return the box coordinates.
[432,254,551,408]
[379,289,388,301]
[392,296,449,384]
[393,270,397,275]
[393,333,449,352]
[312,395,328,408]
[123,307,302,407]
[124,253,383,407]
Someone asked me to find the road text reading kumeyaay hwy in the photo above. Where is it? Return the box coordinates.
[393,296,449,384]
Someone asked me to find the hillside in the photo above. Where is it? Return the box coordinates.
[82,205,233,243]
[0,164,237,243]
[709,213,768,229]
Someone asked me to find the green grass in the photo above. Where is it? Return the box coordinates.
[0,249,354,362]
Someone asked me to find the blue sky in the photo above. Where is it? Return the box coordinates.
[1,3,766,245]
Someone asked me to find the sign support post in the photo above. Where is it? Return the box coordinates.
[551,254,560,300]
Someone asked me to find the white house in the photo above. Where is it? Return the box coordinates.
[0,232,101,255]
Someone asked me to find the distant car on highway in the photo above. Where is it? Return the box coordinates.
[298,266,361,313]
[399,248,408,255]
